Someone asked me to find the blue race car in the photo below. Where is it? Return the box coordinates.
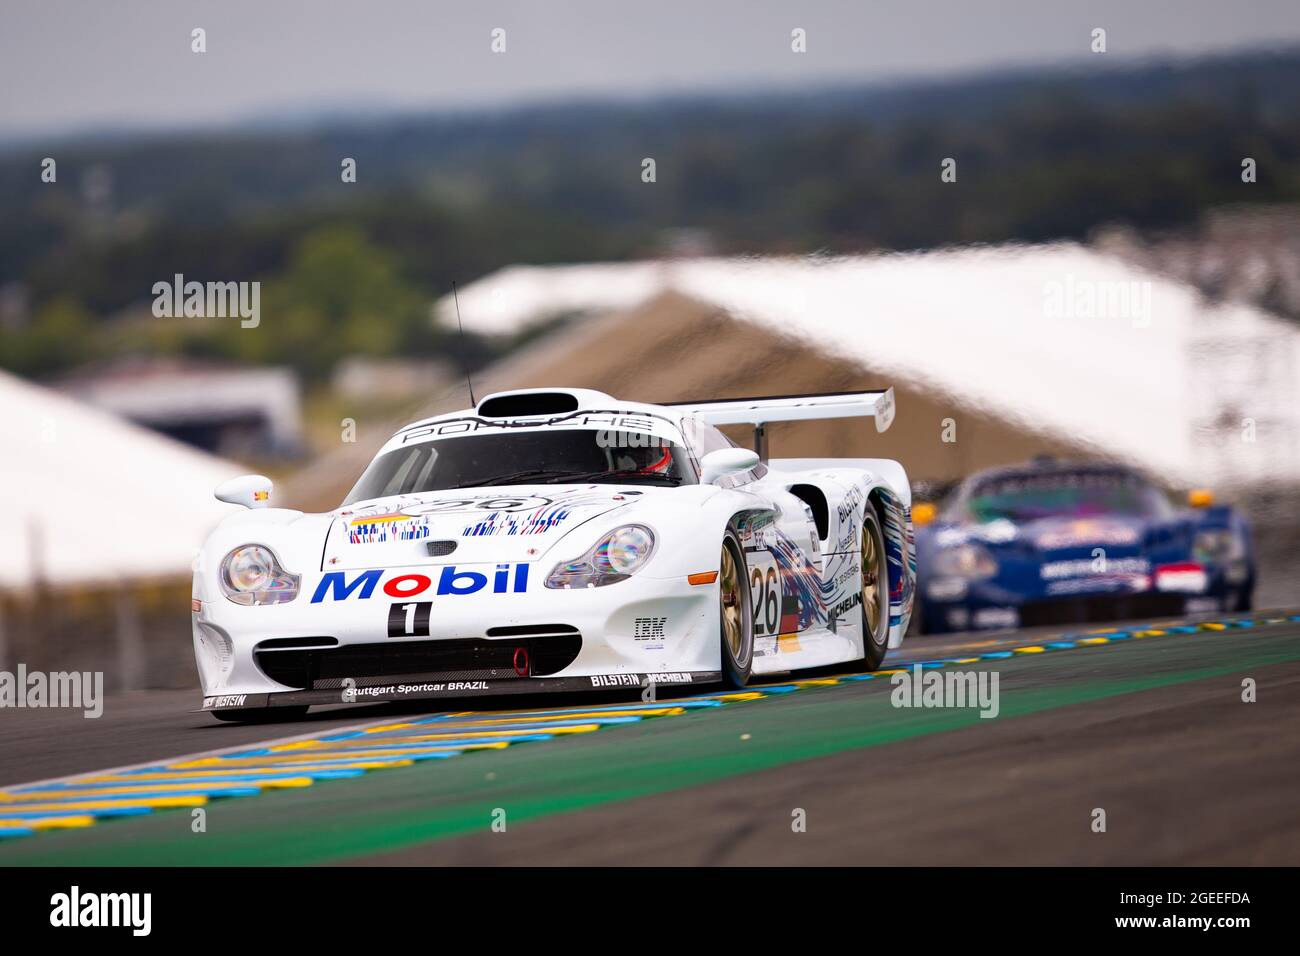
[914,459,1255,634]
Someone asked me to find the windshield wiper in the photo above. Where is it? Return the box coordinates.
[556,469,683,485]
[455,469,595,488]
[457,468,684,489]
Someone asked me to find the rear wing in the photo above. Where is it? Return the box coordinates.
[667,388,895,459]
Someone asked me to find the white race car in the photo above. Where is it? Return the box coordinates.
[192,388,916,721]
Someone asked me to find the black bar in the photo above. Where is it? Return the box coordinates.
[0,867,1284,941]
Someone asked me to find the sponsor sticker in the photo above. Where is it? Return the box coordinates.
[203,694,248,708]
[1041,557,1150,580]
[311,564,529,603]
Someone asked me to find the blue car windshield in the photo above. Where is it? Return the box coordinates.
[963,471,1170,523]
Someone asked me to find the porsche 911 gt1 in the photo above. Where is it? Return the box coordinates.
[192,388,917,720]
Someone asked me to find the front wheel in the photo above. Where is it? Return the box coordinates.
[718,533,754,688]
[854,506,891,671]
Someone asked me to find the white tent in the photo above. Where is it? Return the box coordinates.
[436,244,1300,490]
[0,368,244,591]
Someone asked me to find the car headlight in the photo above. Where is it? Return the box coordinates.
[1193,529,1243,564]
[546,524,656,589]
[219,544,300,605]
[931,543,998,580]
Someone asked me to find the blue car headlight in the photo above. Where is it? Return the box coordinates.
[931,543,999,580]
[1193,529,1244,564]
[546,525,656,588]
[219,544,300,605]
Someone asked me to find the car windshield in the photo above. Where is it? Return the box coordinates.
[961,470,1170,523]
[343,428,696,503]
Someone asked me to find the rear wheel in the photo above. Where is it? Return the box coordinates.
[854,506,891,671]
[210,706,309,723]
[719,533,754,688]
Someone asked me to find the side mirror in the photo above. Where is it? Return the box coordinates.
[215,474,274,510]
[700,448,761,485]
[912,502,937,526]
[1187,488,1214,509]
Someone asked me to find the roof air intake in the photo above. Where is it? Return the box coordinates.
[478,392,580,418]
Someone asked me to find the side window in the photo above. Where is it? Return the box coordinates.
[688,418,736,457]
[687,417,765,487]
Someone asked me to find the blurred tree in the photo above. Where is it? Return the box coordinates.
[0,296,95,377]
[217,226,438,380]
[3,48,1300,379]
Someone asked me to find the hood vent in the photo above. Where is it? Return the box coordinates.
[426,539,458,557]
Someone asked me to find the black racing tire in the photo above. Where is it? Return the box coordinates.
[210,706,310,723]
[916,605,946,637]
[718,532,754,688]
[854,505,891,671]
[1234,585,1255,613]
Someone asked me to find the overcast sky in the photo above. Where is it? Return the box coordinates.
[3,0,1299,137]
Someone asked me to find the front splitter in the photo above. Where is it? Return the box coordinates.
[201,670,724,711]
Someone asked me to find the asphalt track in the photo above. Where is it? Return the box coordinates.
[1,611,1299,865]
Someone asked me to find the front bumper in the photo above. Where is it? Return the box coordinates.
[194,563,722,711]
[201,669,722,712]
[919,568,1245,632]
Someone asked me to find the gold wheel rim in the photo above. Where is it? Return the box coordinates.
[861,523,884,641]
[720,545,744,660]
